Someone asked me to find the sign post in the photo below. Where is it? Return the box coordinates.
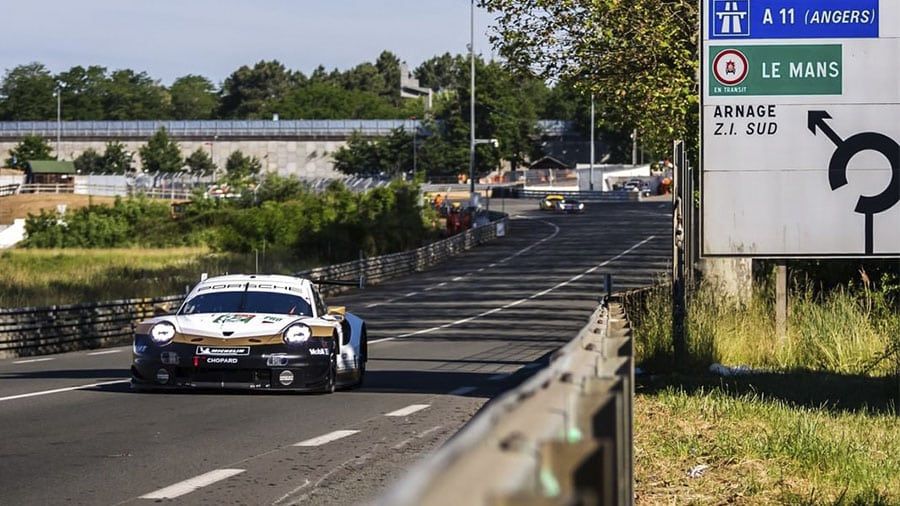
[701,0,900,258]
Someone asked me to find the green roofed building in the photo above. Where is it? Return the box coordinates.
[26,160,76,186]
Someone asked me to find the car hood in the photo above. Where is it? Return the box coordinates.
[164,312,314,339]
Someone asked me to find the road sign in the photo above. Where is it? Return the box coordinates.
[709,0,880,40]
[701,0,900,257]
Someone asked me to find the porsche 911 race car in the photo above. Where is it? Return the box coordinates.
[539,194,565,211]
[131,274,367,393]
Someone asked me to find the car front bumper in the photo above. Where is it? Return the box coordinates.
[131,337,334,392]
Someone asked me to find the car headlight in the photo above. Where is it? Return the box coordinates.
[578,203,584,209]
[150,322,176,346]
[283,323,312,345]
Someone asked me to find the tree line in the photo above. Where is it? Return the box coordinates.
[2,50,621,178]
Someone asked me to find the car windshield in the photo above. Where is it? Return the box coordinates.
[179,291,313,316]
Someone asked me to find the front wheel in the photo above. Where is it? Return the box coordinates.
[322,355,337,394]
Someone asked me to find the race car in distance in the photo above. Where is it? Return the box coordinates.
[539,194,565,211]
[554,198,585,214]
[131,274,367,393]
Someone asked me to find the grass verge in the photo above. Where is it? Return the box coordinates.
[629,281,900,504]
[0,247,312,308]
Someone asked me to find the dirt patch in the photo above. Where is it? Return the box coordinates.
[0,194,119,223]
[0,168,25,176]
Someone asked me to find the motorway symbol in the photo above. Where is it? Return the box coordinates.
[809,110,900,255]
[712,49,749,85]
[713,1,750,36]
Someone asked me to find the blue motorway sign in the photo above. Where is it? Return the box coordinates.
[709,0,879,39]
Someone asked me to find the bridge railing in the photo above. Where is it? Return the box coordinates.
[380,295,635,506]
[0,120,424,139]
[0,213,509,358]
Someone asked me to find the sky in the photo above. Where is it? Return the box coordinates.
[1,0,496,85]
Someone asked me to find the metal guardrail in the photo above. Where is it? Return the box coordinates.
[380,296,635,506]
[0,183,19,196]
[0,120,423,139]
[492,187,642,202]
[0,214,509,358]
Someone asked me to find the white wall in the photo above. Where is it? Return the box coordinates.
[0,219,25,248]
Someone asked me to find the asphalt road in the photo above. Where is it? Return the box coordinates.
[0,200,671,505]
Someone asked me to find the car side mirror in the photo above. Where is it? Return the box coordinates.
[327,306,346,318]
[153,303,172,316]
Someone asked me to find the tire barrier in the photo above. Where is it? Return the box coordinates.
[0,213,509,359]
[380,297,636,506]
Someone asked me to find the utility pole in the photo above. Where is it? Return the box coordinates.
[469,0,476,196]
[589,94,595,191]
[632,129,638,166]
[672,140,687,366]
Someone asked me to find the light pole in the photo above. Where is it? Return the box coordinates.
[590,94,595,191]
[469,0,476,196]
[54,83,65,160]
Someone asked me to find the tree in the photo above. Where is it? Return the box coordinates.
[185,147,216,174]
[414,53,458,90]
[484,0,699,157]
[333,128,413,177]
[0,63,56,120]
[102,141,133,173]
[101,69,171,120]
[5,135,53,169]
[74,148,103,173]
[374,50,402,102]
[139,128,183,173]
[56,65,108,120]
[224,150,262,186]
[170,75,217,119]
[219,60,299,118]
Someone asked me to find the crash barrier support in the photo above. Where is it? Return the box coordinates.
[0,213,509,359]
[491,187,642,202]
[380,296,635,506]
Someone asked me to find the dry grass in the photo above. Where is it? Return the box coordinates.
[0,194,120,224]
[0,247,311,308]
[630,282,900,505]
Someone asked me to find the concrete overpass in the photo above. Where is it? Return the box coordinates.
[0,120,575,178]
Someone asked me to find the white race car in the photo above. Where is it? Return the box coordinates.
[131,274,367,393]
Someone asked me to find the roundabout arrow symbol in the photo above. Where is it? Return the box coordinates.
[809,110,900,255]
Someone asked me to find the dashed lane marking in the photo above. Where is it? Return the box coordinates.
[12,357,54,364]
[293,430,360,447]
[394,235,656,339]
[87,349,122,356]
[0,379,129,403]
[385,404,430,417]
[139,469,245,500]
[364,218,559,308]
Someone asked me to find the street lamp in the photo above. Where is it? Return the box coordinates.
[469,0,476,195]
[53,83,66,160]
[589,94,595,191]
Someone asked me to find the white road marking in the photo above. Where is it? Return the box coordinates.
[395,235,656,339]
[369,337,395,345]
[392,425,444,450]
[272,479,311,505]
[0,379,130,403]
[87,349,122,356]
[449,386,477,396]
[293,430,360,447]
[12,357,54,364]
[139,469,245,500]
[363,218,558,308]
[385,404,430,417]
